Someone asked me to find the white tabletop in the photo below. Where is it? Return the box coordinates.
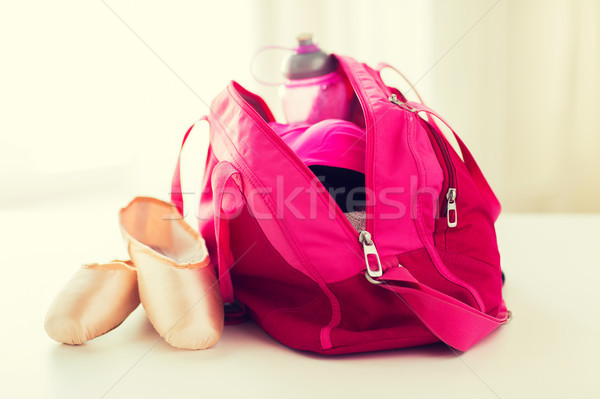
[1,193,599,398]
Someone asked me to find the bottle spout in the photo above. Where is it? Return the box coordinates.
[296,33,314,47]
[294,33,321,54]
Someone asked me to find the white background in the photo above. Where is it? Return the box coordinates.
[1,1,599,398]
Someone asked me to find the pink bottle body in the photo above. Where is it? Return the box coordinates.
[280,34,352,124]
[281,69,352,124]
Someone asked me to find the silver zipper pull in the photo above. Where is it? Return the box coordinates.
[389,93,401,104]
[389,94,417,112]
[359,230,383,283]
[446,188,457,228]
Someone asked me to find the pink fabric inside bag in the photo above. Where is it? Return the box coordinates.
[269,119,365,174]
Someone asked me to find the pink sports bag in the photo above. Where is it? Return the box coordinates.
[171,55,509,354]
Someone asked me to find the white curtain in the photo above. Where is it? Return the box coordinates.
[254,0,600,212]
[430,0,600,212]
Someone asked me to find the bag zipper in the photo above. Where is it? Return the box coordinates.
[388,94,485,310]
[336,60,383,281]
[389,94,458,228]
[358,230,383,284]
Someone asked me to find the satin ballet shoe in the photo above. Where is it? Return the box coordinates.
[119,197,223,350]
[44,260,139,345]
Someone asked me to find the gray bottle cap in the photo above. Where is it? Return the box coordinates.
[282,33,338,80]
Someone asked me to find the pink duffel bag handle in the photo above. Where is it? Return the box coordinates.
[169,119,240,304]
[170,116,209,214]
[210,161,249,324]
[376,62,426,104]
[210,161,245,305]
[170,119,247,323]
[407,101,502,220]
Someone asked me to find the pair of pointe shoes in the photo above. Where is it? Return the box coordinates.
[44,197,224,350]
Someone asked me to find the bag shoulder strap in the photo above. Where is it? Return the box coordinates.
[378,266,509,351]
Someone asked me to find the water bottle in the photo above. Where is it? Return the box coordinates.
[280,34,352,124]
